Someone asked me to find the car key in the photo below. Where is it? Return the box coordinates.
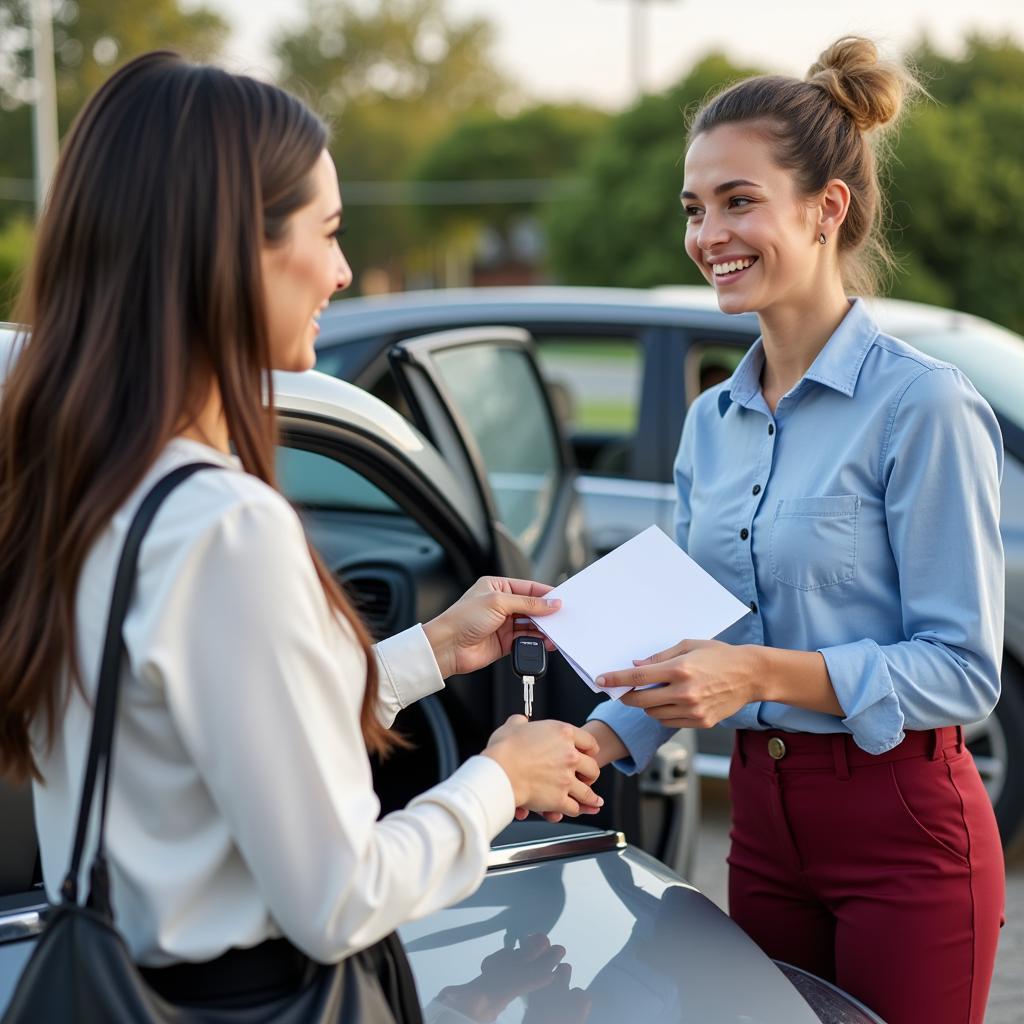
[511,636,548,719]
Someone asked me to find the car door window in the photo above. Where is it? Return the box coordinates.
[277,445,400,513]
[533,335,643,478]
[684,342,747,406]
[431,344,559,555]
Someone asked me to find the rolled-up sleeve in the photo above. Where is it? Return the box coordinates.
[588,699,677,775]
[819,366,1004,753]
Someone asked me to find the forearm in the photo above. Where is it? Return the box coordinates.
[582,719,629,768]
[750,645,843,717]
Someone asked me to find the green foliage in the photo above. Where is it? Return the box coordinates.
[275,0,510,280]
[911,33,1024,105]
[411,104,609,239]
[0,215,33,319]
[0,0,228,129]
[887,36,1024,330]
[0,0,228,231]
[544,54,763,288]
[544,38,1024,331]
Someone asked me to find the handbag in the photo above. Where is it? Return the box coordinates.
[3,462,424,1023]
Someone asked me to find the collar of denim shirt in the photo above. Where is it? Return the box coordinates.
[718,297,880,418]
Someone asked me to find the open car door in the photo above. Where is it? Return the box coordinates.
[386,327,666,856]
[388,327,589,588]
[388,327,698,878]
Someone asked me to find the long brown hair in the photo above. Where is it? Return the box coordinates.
[0,52,392,782]
[690,37,922,296]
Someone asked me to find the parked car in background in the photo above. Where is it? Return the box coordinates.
[0,329,882,1023]
[313,285,1024,855]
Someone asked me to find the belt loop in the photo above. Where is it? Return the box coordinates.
[955,725,965,754]
[930,728,943,761]
[736,731,748,768]
[831,734,850,780]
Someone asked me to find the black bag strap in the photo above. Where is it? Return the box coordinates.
[60,461,221,913]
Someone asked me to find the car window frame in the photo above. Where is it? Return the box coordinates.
[388,327,574,564]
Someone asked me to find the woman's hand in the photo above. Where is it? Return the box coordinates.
[596,639,762,729]
[423,576,560,679]
[484,716,603,817]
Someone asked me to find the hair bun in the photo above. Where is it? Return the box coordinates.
[807,36,910,132]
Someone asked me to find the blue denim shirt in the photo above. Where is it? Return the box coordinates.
[590,298,1004,769]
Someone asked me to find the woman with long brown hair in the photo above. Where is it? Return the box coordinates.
[0,51,602,1013]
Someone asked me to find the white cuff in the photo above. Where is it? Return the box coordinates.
[375,624,445,718]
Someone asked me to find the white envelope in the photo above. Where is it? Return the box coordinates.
[530,525,750,699]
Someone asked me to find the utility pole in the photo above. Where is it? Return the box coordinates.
[29,0,59,215]
[629,0,648,97]
[612,0,674,100]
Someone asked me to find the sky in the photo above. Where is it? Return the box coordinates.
[202,0,1024,110]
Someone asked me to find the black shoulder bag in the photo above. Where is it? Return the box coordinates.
[3,463,423,1024]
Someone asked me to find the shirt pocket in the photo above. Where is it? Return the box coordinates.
[768,494,860,591]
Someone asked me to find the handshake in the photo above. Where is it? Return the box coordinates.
[482,716,603,821]
[423,574,613,821]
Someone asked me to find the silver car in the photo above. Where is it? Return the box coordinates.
[312,285,1024,856]
[0,328,883,1022]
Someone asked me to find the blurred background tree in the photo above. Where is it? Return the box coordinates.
[886,35,1024,330]
[275,0,513,290]
[0,0,228,316]
[544,53,761,290]
[410,103,608,285]
[0,3,1022,331]
[543,35,1024,332]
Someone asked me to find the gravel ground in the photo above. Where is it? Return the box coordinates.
[693,780,1024,1024]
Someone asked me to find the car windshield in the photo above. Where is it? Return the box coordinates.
[908,320,1024,431]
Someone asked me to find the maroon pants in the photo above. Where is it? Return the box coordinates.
[728,727,1005,1024]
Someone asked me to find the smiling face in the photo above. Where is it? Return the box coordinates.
[681,123,834,317]
[261,149,351,372]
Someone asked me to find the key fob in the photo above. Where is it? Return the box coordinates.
[512,636,547,678]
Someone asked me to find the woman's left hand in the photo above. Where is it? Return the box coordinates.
[423,576,560,679]
[596,639,761,729]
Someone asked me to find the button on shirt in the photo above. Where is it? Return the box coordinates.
[591,299,1004,769]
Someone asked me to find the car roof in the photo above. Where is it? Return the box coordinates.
[316,286,1024,431]
[317,284,982,341]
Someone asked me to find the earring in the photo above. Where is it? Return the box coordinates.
[818,233,827,245]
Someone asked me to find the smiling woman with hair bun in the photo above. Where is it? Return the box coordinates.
[581,35,1004,1024]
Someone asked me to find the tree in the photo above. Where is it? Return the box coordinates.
[0,0,228,131]
[886,36,1024,330]
[544,38,1024,333]
[0,0,228,296]
[0,213,32,318]
[275,0,512,286]
[410,103,609,267]
[544,54,763,289]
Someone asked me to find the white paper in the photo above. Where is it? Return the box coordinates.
[530,525,750,700]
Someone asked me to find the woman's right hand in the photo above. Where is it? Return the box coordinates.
[483,716,603,817]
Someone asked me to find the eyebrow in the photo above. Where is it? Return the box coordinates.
[679,179,763,200]
[322,207,343,224]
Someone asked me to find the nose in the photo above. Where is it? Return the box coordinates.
[696,210,729,253]
[336,249,353,293]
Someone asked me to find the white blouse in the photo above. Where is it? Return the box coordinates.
[31,438,515,967]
